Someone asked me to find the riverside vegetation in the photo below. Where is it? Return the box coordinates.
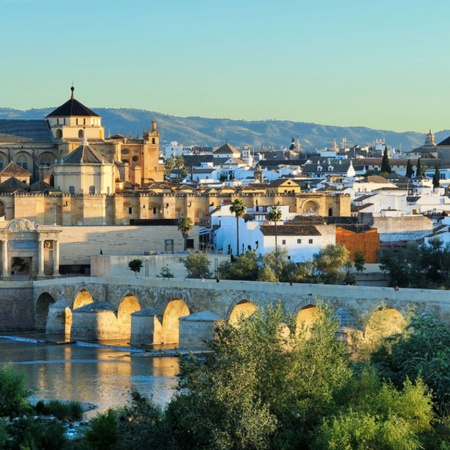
[1,303,450,449]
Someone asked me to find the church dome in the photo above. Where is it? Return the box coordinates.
[45,87,99,118]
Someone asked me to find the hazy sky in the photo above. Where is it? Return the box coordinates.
[1,0,449,132]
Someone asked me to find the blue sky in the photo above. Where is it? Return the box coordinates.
[1,0,449,132]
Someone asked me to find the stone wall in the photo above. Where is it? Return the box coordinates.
[57,225,200,266]
[367,216,434,242]
[90,254,231,278]
[0,284,34,330]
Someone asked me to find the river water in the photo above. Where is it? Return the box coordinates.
[0,334,179,419]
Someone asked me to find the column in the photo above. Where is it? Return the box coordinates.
[53,240,60,277]
[37,239,45,278]
[1,239,9,280]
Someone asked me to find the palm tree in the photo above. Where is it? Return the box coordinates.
[267,206,282,250]
[177,215,194,251]
[230,198,246,256]
[174,156,185,180]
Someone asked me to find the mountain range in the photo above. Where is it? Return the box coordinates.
[1,107,448,152]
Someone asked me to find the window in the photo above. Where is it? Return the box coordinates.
[89,186,95,194]
[309,239,313,244]
[128,207,132,214]
[297,239,302,244]
[17,156,28,170]
[153,207,157,214]
[121,149,129,155]
[78,129,84,138]
[132,155,139,162]
[282,240,286,245]
[165,239,174,253]
[56,129,63,139]
[69,186,75,194]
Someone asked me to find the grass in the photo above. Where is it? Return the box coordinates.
[36,400,84,421]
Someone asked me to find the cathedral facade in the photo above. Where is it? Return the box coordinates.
[0,87,163,190]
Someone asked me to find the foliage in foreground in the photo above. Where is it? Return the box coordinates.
[2,304,450,449]
[0,363,31,417]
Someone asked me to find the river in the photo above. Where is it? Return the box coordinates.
[0,334,179,419]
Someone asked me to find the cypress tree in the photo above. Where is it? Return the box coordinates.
[416,158,423,177]
[406,159,414,178]
[433,167,440,188]
[380,147,391,174]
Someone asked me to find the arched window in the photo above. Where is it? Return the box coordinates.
[56,129,63,139]
[16,155,28,170]
[78,129,84,139]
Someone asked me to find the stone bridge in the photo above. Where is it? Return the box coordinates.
[24,276,450,350]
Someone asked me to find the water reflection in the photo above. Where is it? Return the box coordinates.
[0,338,179,419]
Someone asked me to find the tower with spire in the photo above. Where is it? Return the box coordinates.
[45,87,104,144]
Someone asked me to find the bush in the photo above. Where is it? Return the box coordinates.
[84,409,119,450]
[6,416,67,450]
[0,363,31,417]
[180,251,211,278]
[40,400,84,421]
[115,390,175,450]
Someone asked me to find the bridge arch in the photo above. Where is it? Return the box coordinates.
[117,293,141,339]
[35,292,55,331]
[228,299,257,325]
[295,304,322,338]
[160,299,190,345]
[364,306,406,349]
[73,288,94,310]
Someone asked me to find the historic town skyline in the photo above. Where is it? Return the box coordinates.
[2,0,450,132]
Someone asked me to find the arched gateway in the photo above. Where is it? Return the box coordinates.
[0,219,61,280]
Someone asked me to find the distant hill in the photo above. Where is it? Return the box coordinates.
[1,107,448,152]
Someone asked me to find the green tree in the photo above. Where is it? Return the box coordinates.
[353,249,366,273]
[380,147,392,174]
[164,157,175,178]
[84,409,119,450]
[315,367,433,450]
[174,156,186,181]
[159,265,174,278]
[230,198,246,256]
[372,312,450,417]
[312,244,351,284]
[177,215,194,251]
[116,390,176,450]
[433,166,441,188]
[406,159,414,178]
[0,363,30,417]
[380,238,450,288]
[180,251,211,278]
[217,250,260,280]
[166,303,353,449]
[416,158,424,177]
[267,206,282,250]
[128,259,143,276]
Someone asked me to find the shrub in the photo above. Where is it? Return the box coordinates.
[41,400,84,421]
[84,409,119,450]
[0,363,31,417]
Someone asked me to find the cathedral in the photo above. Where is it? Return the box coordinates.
[0,86,163,192]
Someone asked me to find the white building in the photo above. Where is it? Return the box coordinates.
[210,204,335,262]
